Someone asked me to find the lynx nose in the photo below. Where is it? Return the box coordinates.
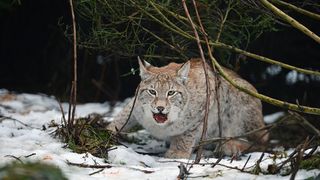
[156,106,165,113]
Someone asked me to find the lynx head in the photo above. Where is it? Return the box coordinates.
[137,57,190,125]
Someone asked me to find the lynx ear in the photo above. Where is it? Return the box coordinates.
[138,56,153,80]
[176,61,190,84]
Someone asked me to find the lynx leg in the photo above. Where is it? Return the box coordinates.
[107,99,137,133]
[221,138,268,157]
[220,140,251,157]
[164,130,197,159]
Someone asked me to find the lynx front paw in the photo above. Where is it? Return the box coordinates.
[221,140,251,157]
[164,150,191,159]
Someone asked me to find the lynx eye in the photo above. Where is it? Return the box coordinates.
[167,90,176,96]
[148,89,157,96]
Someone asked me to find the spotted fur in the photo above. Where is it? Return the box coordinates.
[107,58,268,158]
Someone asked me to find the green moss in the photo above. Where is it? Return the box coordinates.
[300,154,320,170]
[55,114,116,158]
[0,162,67,180]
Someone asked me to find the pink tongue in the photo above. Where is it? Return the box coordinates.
[153,114,167,123]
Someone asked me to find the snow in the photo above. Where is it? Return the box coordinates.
[0,89,319,179]
[263,112,285,124]
[285,70,320,85]
[262,66,320,85]
[266,65,282,76]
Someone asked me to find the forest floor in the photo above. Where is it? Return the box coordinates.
[0,89,319,179]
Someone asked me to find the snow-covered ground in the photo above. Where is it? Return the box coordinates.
[0,89,319,179]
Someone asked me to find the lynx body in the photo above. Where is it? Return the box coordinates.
[108,58,268,158]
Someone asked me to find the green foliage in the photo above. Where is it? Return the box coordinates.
[55,114,115,158]
[74,0,277,66]
[0,161,67,180]
[300,153,320,170]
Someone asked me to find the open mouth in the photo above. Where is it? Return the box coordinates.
[153,113,168,123]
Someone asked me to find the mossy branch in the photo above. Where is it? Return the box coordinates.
[210,41,320,76]
[260,0,320,44]
[270,0,320,21]
[210,54,320,115]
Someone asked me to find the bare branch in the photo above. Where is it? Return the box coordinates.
[181,0,211,163]
[69,0,78,126]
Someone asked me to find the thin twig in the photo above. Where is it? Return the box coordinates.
[303,145,318,159]
[177,163,190,180]
[158,159,251,173]
[67,161,154,174]
[0,115,32,128]
[242,155,252,171]
[67,84,74,127]
[117,83,140,134]
[290,137,310,180]
[104,83,141,149]
[181,0,211,164]
[89,169,104,176]
[276,149,298,172]
[70,0,78,125]
[24,153,36,158]
[4,155,24,164]
[215,1,232,43]
[211,154,223,168]
[251,152,265,174]
[130,19,188,59]
[66,161,112,168]
[147,0,189,39]
[190,0,225,157]
[273,137,314,173]
[57,99,67,127]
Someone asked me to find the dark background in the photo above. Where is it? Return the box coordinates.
[0,0,319,114]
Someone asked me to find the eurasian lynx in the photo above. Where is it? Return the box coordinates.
[107,58,268,158]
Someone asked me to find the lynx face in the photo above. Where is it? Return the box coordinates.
[137,59,190,126]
